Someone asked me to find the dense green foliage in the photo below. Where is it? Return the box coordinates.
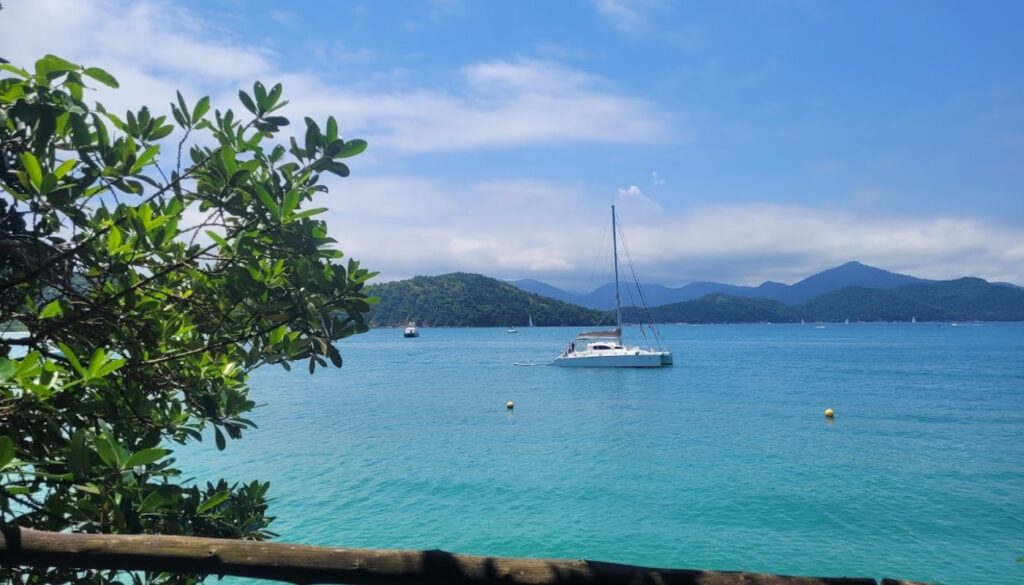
[626,293,803,324]
[366,273,604,327]
[797,287,952,322]
[1,55,373,583]
[897,278,1024,321]
[377,273,1024,326]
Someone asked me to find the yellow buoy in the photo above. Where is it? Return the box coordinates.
[824,408,835,418]
[506,401,515,410]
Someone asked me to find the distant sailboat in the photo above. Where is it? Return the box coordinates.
[528,314,535,328]
[845,318,850,325]
[912,316,917,324]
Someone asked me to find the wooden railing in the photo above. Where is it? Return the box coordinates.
[0,526,928,585]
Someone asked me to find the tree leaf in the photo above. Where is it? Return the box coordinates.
[56,342,86,377]
[36,54,78,78]
[214,427,226,451]
[0,63,30,78]
[334,139,367,159]
[326,344,343,368]
[326,116,338,141]
[291,207,327,220]
[86,347,108,378]
[304,118,320,155]
[139,486,180,512]
[68,430,91,477]
[327,161,350,177]
[19,152,42,189]
[131,145,160,173]
[94,435,120,469]
[254,186,281,221]
[196,490,230,514]
[0,436,15,470]
[0,359,16,384]
[123,448,170,469]
[192,96,210,123]
[83,67,119,88]
[238,90,257,114]
[39,300,63,319]
[54,159,78,180]
[253,81,268,110]
[176,90,189,122]
[267,83,283,109]
[206,230,229,249]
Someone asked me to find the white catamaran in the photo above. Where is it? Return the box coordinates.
[550,205,672,368]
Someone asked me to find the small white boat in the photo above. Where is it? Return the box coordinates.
[551,205,672,368]
[506,328,518,334]
[403,322,419,338]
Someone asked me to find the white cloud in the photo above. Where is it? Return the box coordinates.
[591,0,668,34]
[616,185,663,215]
[283,58,669,152]
[1,0,272,114]
[592,0,648,33]
[315,174,1024,289]
[652,171,666,186]
[5,0,1023,291]
[2,1,669,153]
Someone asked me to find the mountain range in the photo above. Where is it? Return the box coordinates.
[366,264,1024,327]
[514,261,932,308]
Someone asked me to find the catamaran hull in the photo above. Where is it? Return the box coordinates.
[550,352,671,368]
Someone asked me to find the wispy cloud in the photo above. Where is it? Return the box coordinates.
[593,0,647,33]
[6,0,1023,291]
[4,1,670,153]
[323,174,1024,288]
[617,185,663,215]
[286,58,670,152]
[592,0,654,34]
[2,0,273,113]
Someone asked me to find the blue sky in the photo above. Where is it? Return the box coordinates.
[5,0,1023,289]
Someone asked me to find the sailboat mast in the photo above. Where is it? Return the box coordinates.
[612,205,622,333]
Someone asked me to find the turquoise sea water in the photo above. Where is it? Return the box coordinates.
[181,323,1024,585]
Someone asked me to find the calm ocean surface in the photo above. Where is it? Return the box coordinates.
[181,323,1024,585]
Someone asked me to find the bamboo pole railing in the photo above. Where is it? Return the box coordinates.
[0,526,928,585]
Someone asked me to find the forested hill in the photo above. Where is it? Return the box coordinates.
[366,273,606,327]
[623,279,1024,323]
[366,273,1024,326]
[623,294,804,324]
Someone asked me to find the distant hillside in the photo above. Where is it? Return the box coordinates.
[624,294,803,324]
[784,261,926,304]
[367,273,605,327]
[618,276,1024,324]
[516,260,929,308]
[510,278,582,305]
[580,281,685,309]
[372,271,1024,327]
[798,287,953,322]
[896,278,1024,321]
